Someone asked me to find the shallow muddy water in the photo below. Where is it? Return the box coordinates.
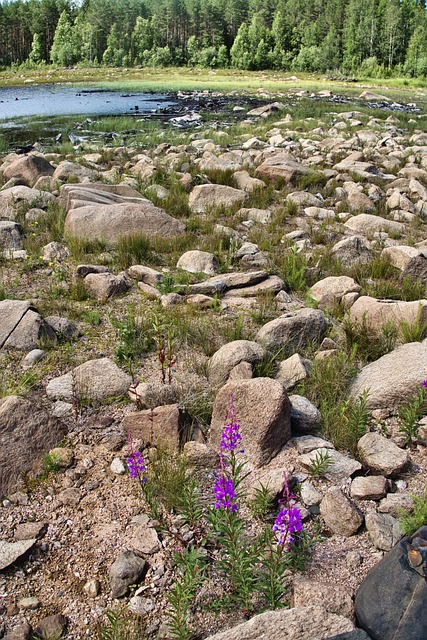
[0,84,177,120]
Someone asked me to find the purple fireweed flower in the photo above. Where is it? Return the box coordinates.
[127,451,146,481]
[214,474,238,512]
[220,393,243,453]
[422,380,427,388]
[273,505,303,548]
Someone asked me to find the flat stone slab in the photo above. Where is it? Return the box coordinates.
[0,538,37,571]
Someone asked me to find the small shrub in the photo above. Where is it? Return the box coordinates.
[97,605,144,640]
[298,170,328,190]
[397,380,427,445]
[399,488,427,537]
[282,247,309,293]
[399,304,427,343]
[307,450,333,478]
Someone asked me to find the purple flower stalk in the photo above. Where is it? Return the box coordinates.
[127,451,146,481]
[220,393,243,453]
[273,470,303,549]
[273,505,303,548]
[214,474,238,512]
[422,380,427,388]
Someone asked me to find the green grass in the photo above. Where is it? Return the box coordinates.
[399,488,427,537]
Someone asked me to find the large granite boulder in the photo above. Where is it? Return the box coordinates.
[0,396,67,496]
[209,378,291,466]
[2,154,54,186]
[60,182,148,210]
[203,606,355,640]
[355,526,427,640]
[0,300,56,351]
[255,153,314,184]
[188,184,249,213]
[348,296,427,334]
[208,340,264,387]
[64,201,185,243]
[350,341,427,409]
[256,308,327,353]
[0,186,55,220]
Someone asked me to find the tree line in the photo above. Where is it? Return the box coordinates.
[1,0,427,77]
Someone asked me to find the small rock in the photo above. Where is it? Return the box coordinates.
[14,522,47,541]
[110,458,126,475]
[109,550,147,598]
[18,596,40,610]
[0,538,37,571]
[357,432,410,477]
[33,614,68,639]
[350,476,387,500]
[320,487,364,536]
[83,579,101,597]
[365,512,403,551]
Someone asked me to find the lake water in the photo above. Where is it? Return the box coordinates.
[0,84,177,120]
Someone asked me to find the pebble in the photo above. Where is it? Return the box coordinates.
[18,596,40,609]
[110,458,126,475]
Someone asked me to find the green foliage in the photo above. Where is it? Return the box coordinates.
[166,548,206,640]
[114,235,152,269]
[97,605,143,640]
[399,488,427,537]
[343,316,398,365]
[248,483,275,520]
[399,304,427,344]
[296,353,368,454]
[110,306,155,368]
[282,247,308,293]
[42,451,61,475]
[397,383,427,445]
[307,450,333,478]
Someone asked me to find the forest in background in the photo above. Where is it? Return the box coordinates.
[1,0,427,78]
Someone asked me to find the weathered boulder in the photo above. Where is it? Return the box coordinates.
[309,276,360,308]
[357,432,409,477]
[46,357,132,403]
[2,154,54,186]
[208,340,264,387]
[255,153,313,184]
[287,191,323,208]
[0,186,55,220]
[256,308,327,353]
[0,221,24,251]
[355,526,427,640]
[233,170,266,192]
[400,255,427,287]
[64,202,185,243]
[128,264,163,286]
[121,404,183,448]
[177,250,218,275]
[42,241,70,262]
[0,300,56,351]
[33,615,68,640]
[348,296,427,334]
[203,606,355,640]
[0,538,37,571]
[109,551,147,598]
[344,214,404,236]
[0,396,67,496]
[60,183,147,210]
[276,353,311,389]
[381,245,421,270]
[299,448,361,482]
[350,476,387,501]
[332,236,371,267]
[84,272,131,301]
[350,341,427,409]
[293,577,354,621]
[52,161,98,183]
[188,184,248,213]
[289,395,321,434]
[320,487,364,536]
[365,512,403,551]
[209,378,291,467]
